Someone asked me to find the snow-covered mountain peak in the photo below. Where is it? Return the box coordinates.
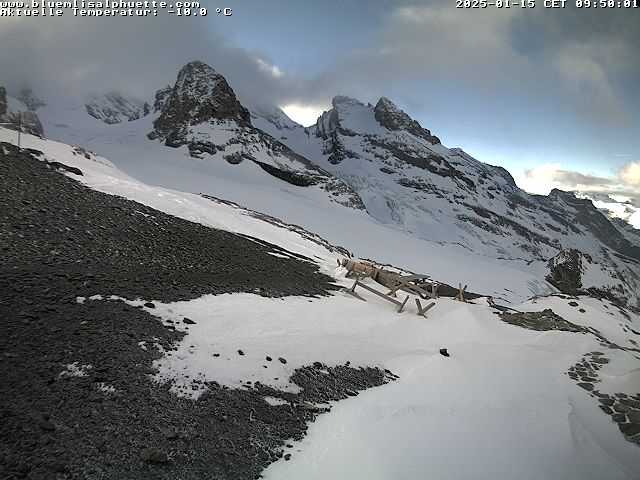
[331,95,365,108]
[171,61,246,118]
[85,92,150,124]
[249,102,302,132]
[143,62,365,210]
[150,60,251,146]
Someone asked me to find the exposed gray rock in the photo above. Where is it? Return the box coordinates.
[499,309,584,333]
[139,448,168,463]
[0,86,8,116]
[151,60,250,145]
[374,97,440,144]
[154,85,173,113]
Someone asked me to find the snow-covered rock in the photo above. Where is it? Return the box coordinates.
[17,86,46,111]
[0,86,44,137]
[85,92,150,124]
[546,248,634,305]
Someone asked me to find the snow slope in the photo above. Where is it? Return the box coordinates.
[3,128,640,478]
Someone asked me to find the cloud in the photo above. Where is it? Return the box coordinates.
[525,163,613,187]
[619,162,640,186]
[0,16,302,107]
[298,3,639,133]
[520,162,640,205]
[254,58,284,79]
[552,40,630,125]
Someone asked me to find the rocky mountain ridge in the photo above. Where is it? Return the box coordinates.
[254,93,640,308]
[147,61,365,210]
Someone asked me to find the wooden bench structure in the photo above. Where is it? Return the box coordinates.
[340,258,474,316]
[344,275,410,313]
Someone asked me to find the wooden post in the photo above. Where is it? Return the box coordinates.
[455,283,467,302]
[397,295,409,313]
[343,275,366,301]
[347,279,409,313]
[415,299,436,317]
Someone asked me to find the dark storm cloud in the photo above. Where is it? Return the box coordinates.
[1,2,638,130]
[0,15,300,105]
[299,3,640,126]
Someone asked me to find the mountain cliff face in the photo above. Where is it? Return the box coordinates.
[255,95,640,307]
[148,61,365,210]
[0,86,44,137]
[85,92,150,124]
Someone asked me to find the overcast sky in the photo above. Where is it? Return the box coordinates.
[1,1,638,200]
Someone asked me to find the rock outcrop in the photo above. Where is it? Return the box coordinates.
[374,97,440,145]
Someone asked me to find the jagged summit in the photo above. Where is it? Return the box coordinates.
[150,60,250,147]
[374,96,440,144]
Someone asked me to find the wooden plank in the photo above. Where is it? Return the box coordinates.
[396,282,436,300]
[397,295,410,313]
[355,280,403,307]
[343,288,366,302]
[398,273,430,282]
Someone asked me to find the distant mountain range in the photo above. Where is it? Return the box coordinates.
[2,60,638,308]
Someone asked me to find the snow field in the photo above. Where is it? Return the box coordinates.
[80,276,640,480]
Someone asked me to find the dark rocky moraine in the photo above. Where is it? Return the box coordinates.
[0,143,394,479]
